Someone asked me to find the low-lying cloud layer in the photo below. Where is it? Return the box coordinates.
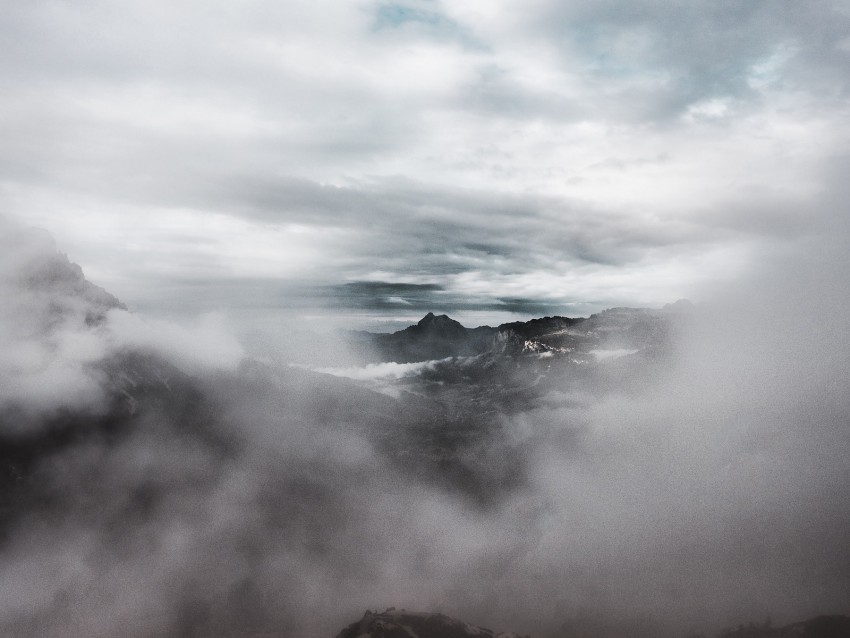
[2,2,850,634]
[1,208,848,637]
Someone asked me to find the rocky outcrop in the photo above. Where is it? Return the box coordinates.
[717,615,850,638]
[335,609,528,638]
[370,313,495,362]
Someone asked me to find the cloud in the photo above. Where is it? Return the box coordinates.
[1,210,849,637]
[0,217,243,435]
[106,310,245,374]
[0,218,117,424]
[2,0,848,327]
[504,0,850,120]
[309,358,447,382]
[0,3,848,632]
[335,281,447,310]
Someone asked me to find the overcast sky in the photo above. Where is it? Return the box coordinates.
[2,0,850,329]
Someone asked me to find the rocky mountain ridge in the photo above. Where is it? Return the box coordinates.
[361,302,692,364]
[333,610,850,638]
[336,609,528,638]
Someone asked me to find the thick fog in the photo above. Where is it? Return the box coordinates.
[0,211,848,638]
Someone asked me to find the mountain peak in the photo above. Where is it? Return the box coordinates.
[416,312,465,333]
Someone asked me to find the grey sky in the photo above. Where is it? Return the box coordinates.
[2,5,850,633]
[2,0,849,327]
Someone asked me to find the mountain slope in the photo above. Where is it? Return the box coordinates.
[360,305,688,364]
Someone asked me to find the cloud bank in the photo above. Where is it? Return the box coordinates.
[1,201,849,637]
[2,0,848,325]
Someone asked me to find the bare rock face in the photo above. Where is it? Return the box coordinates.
[335,609,529,638]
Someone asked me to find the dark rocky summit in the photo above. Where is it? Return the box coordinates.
[368,312,493,362]
[336,609,528,638]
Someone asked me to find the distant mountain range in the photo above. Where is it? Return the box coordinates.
[354,302,692,364]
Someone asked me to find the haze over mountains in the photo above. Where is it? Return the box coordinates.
[0,218,848,637]
[3,0,850,635]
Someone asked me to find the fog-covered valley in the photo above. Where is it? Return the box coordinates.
[5,0,850,634]
[1,216,848,638]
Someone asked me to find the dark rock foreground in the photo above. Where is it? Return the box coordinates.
[334,611,850,638]
[335,609,528,638]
